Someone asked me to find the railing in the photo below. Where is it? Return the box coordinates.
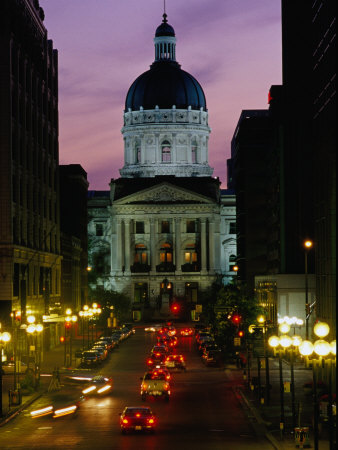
[156,263,176,272]
[130,263,151,273]
[181,263,200,272]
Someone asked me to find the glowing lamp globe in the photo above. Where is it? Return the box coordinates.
[292,335,302,347]
[279,323,291,334]
[314,340,331,357]
[1,332,11,343]
[280,335,292,348]
[314,322,330,338]
[27,324,36,334]
[36,324,44,332]
[330,340,336,355]
[268,336,280,348]
[299,340,314,356]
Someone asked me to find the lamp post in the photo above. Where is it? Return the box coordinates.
[0,331,11,417]
[26,317,43,390]
[299,322,336,450]
[64,309,78,367]
[303,240,313,340]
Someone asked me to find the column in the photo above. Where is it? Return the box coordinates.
[155,133,159,163]
[209,221,215,272]
[124,219,131,274]
[150,218,156,272]
[116,219,123,273]
[172,133,177,163]
[201,219,207,273]
[175,217,181,272]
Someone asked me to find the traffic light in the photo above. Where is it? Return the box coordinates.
[238,330,244,338]
[232,314,241,325]
[11,310,21,322]
[65,322,71,329]
[171,303,180,314]
[60,336,65,343]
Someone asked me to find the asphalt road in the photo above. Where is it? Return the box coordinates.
[0,328,275,450]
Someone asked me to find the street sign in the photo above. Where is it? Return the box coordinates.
[284,381,290,392]
[195,304,202,313]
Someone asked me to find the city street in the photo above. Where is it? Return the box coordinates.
[0,329,274,450]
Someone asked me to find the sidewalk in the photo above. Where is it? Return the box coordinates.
[0,335,85,426]
[225,358,333,449]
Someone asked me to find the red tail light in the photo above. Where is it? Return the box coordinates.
[148,418,155,424]
[122,418,128,424]
[147,359,153,365]
[136,413,141,417]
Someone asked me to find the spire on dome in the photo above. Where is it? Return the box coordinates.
[154,10,176,62]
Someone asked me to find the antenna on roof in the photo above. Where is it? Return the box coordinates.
[162,0,167,23]
[164,0,166,15]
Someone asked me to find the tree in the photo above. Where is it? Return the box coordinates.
[88,286,131,327]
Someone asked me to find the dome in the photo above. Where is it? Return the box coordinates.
[125,61,207,111]
[155,16,175,37]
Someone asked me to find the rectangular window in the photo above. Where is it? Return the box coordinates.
[13,263,20,297]
[186,220,196,233]
[96,223,103,236]
[229,222,236,234]
[161,221,170,233]
[135,221,144,234]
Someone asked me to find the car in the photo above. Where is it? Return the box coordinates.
[144,324,162,332]
[90,346,107,361]
[150,366,171,381]
[146,352,166,368]
[140,372,170,401]
[123,323,136,334]
[202,349,223,367]
[1,361,28,375]
[164,354,186,371]
[180,327,194,337]
[82,375,113,396]
[120,406,157,434]
[151,345,170,355]
[80,350,100,367]
[198,339,217,354]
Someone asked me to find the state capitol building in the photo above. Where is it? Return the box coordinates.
[88,13,236,319]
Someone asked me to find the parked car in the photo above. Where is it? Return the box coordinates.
[202,349,223,367]
[119,406,157,434]
[1,361,28,375]
[81,350,100,367]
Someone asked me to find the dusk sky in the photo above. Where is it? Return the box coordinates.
[41,0,282,190]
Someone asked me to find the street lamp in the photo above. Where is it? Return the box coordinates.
[303,239,313,340]
[299,322,336,450]
[26,320,43,390]
[64,309,78,367]
[0,331,11,417]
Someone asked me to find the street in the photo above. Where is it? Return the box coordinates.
[0,328,274,450]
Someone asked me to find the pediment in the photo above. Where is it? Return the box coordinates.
[113,182,215,205]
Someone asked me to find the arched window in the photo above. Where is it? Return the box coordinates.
[160,243,172,263]
[161,140,171,162]
[134,244,148,264]
[191,139,198,163]
[135,141,141,163]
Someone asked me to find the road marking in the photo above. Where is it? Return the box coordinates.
[37,427,53,430]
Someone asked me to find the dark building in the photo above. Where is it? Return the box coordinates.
[281,0,336,334]
[59,165,89,313]
[0,0,61,328]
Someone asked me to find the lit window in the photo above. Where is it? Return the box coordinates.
[184,244,198,263]
[135,244,148,264]
[160,243,172,263]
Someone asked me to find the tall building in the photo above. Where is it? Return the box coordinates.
[88,14,236,320]
[59,164,89,313]
[0,0,61,332]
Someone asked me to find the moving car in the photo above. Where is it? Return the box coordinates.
[180,327,194,337]
[144,324,162,333]
[164,354,186,371]
[140,371,170,401]
[82,375,113,396]
[120,406,156,434]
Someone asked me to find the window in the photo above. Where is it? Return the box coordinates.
[160,243,172,263]
[135,221,144,234]
[161,220,170,233]
[191,141,197,163]
[184,244,198,263]
[134,244,148,264]
[96,223,103,236]
[186,220,196,233]
[229,222,236,234]
[229,254,237,271]
[135,141,141,163]
[161,140,171,162]
[134,283,148,303]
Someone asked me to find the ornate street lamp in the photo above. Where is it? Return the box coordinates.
[26,320,43,390]
[0,331,11,416]
[303,239,313,339]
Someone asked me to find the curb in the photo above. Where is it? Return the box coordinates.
[237,388,283,450]
[0,392,42,427]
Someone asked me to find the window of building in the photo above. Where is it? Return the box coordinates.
[229,222,236,234]
[161,221,170,233]
[184,244,198,263]
[135,221,144,234]
[186,220,196,233]
[160,243,172,263]
[229,254,237,271]
[134,282,148,303]
[185,282,198,302]
[161,140,171,162]
[13,263,20,297]
[191,140,198,163]
[135,141,141,163]
[134,244,148,264]
[95,223,103,236]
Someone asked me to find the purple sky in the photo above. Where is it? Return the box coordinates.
[41,0,282,190]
